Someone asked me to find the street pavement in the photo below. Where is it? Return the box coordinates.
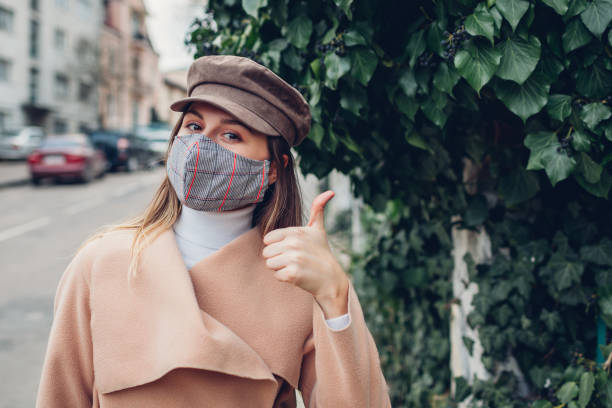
[0,164,165,407]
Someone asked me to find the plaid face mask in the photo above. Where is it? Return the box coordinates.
[166,133,271,212]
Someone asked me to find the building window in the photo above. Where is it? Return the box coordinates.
[54,73,69,100]
[0,6,14,32]
[54,29,65,52]
[31,0,39,11]
[29,68,39,103]
[132,56,140,79]
[30,19,39,58]
[78,82,91,102]
[53,118,67,134]
[0,59,10,82]
[131,11,142,39]
[132,101,139,128]
[55,0,68,9]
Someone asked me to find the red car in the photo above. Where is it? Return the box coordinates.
[27,134,108,185]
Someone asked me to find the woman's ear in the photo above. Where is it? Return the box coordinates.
[269,154,288,185]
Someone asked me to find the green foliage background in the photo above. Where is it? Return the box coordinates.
[185,0,612,406]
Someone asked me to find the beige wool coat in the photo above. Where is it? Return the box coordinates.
[35,225,392,407]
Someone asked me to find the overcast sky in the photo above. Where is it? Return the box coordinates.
[143,0,207,72]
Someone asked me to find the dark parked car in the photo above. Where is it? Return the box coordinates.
[87,130,154,172]
[27,134,107,184]
[135,125,172,167]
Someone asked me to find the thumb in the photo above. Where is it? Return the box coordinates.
[307,190,335,230]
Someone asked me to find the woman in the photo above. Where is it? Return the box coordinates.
[36,55,391,407]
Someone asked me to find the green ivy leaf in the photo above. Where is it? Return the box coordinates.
[562,18,593,53]
[454,39,502,93]
[497,166,540,206]
[433,62,461,96]
[324,53,351,90]
[286,15,313,49]
[576,59,612,98]
[242,0,267,18]
[576,152,603,183]
[555,260,584,290]
[464,194,489,226]
[580,0,612,39]
[547,94,573,121]
[404,30,426,68]
[531,400,553,408]
[395,93,419,121]
[495,0,530,31]
[570,129,591,152]
[333,0,353,20]
[343,29,366,46]
[541,0,570,15]
[350,47,378,86]
[454,377,471,402]
[578,370,594,408]
[309,122,324,148]
[574,168,612,198]
[495,35,541,84]
[540,309,562,331]
[580,102,612,129]
[540,144,577,186]
[405,132,433,154]
[398,69,417,97]
[340,85,367,116]
[524,131,577,185]
[580,238,612,266]
[493,74,550,122]
[465,5,496,45]
[421,89,449,128]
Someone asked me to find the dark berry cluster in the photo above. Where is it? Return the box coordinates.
[557,132,574,156]
[418,52,438,68]
[315,36,346,57]
[291,82,307,95]
[573,98,589,108]
[440,24,470,62]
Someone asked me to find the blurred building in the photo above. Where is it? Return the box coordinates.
[156,67,187,126]
[0,0,103,134]
[99,0,160,130]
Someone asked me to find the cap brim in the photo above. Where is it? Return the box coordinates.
[170,95,280,137]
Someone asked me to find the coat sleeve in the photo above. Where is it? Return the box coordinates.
[298,279,392,408]
[35,242,96,407]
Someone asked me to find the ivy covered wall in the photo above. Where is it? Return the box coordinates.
[185,0,612,406]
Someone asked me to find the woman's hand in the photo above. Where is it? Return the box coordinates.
[262,191,349,318]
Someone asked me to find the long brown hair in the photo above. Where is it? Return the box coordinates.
[74,110,304,284]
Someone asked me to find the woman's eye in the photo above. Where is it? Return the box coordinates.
[222,132,241,142]
[186,122,202,131]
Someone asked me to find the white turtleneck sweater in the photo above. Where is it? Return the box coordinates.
[172,204,350,330]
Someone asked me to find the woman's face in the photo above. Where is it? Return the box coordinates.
[178,101,282,184]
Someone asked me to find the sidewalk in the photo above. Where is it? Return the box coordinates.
[0,161,30,189]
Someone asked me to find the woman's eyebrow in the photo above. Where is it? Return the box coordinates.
[220,118,252,130]
[184,109,203,119]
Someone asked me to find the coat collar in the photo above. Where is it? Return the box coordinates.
[89,225,312,395]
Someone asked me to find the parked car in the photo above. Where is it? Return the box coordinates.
[135,125,172,167]
[87,129,154,172]
[0,127,45,160]
[27,134,107,184]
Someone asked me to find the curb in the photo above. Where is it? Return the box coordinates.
[0,178,30,190]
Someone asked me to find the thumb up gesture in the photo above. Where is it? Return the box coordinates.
[262,190,349,318]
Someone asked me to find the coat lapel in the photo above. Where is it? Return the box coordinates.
[90,226,284,395]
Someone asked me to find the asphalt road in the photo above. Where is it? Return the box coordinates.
[0,166,165,407]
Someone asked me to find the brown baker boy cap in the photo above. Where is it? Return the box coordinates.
[170,55,311,148]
